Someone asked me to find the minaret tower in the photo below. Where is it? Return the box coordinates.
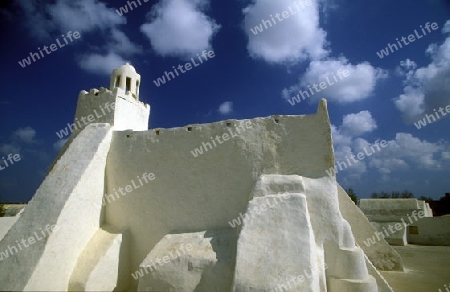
[110,62,141,100]
[74,63,150,133]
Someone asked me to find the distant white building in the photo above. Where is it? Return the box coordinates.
[360,198,450,246]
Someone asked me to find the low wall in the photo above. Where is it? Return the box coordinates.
[408,216,450,246]
[337,186,403,270]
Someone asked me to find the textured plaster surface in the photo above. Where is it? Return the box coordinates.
[337,185,404,271]
[105,101,334,289]
[0,124,112,291]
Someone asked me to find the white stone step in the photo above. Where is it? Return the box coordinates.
[68,225,126,292]
[328,276,378,292]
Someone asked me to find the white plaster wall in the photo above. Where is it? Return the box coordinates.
[138,230,236,291]
[75,88,116,129]
[0,124,112,291]
[104,100,334,288]
[233,193,321,291]
[417,200,433,217]
[113,88,150,131]
[69,225,127,292]
[364,254,395,292]
[408,216,450,246]
[337,185,404,271]
[234,174,382,291]
[359,199,421,222]
[75,87,149,133]
[371,222,407,246]
[0,217,19,241]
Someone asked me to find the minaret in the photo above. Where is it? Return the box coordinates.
[73,63,150,133]
[110,62,141,100]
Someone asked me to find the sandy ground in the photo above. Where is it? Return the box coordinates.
[381,245,450,292]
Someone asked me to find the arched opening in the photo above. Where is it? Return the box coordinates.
[136,80,140,99]
[126,77,131,93]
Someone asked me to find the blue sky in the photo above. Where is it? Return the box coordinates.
[0,0,449,203]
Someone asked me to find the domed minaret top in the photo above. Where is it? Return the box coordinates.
[109,63,141,100]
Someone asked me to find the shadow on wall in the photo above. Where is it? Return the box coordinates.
[193,229,237,291]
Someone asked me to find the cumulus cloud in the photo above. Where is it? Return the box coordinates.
[16,0,140,74]
[394,33,450,122]
[0,144,20,156]
[48,0,125,34]
[243,1,387,104]
[0,127,38,156]
[395,58,417,77]
[331,111,378,179]
[78,52,127,75]
[218,102,233,115]
[53,138,68,151]
[443,20,450,34]
[340,111,377,136]
[12,127,36,144]
[283,57,387,103]
[17,0,125,40]
[370,133,447,171]
[141,0,220,59]
[109,29,143,55]
[243,0,328,63]
[332,111,449,182]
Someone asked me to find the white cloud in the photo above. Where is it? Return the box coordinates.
[48,0,125,34]
[395,58,417,77]
[369,133,447,172]
[109,29,143,55]
[394,36,450,122]
[284,57,387,103]
[218,102,233,115]
[331,111,378,179]
[330,111,448,181]
[16,0,140,74]
[17,0,125,40]
[78,52,127,75]
[0,144,20,156]
[16,0,56,40]
[443,20,450,34]
[13,127,36,144]
[53,139,68,151]
[331,125,351,147]
[341,111,377,136]
[243,0,328,63]
[141,0,220,59]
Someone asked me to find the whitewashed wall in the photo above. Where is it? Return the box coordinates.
[104,100,334,287]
